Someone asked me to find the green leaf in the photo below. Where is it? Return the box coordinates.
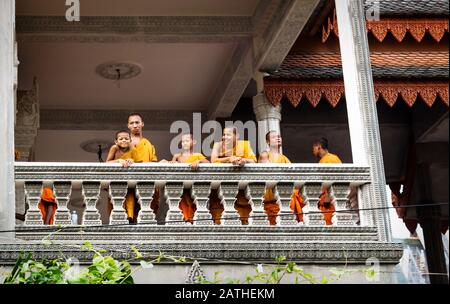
[131,246,143,259]
[140,260,154,269]
[81,241,93,250]
[275,256,286,263]
[321,276,328,284]
[42,239,52,246]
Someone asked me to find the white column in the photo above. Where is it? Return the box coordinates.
[335,0,392,241]
[253,73,282,154]
[0,0,15,236]
[335,0,369,166]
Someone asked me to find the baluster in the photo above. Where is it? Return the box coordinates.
[220,182,240,226]
[81,181,101,225]
[165,182,184,226]
[109,182,129,225]
[192,182,212,226]
[53,182,72,225]
[247,183,267,226]
[24,181,43,226]
[136,182,157,225]
[275,183,297,226]
[303,184,324,226]
[330,184,354,226]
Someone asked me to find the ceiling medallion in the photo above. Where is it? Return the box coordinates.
[80,139,113,154]
[95,61,142,80]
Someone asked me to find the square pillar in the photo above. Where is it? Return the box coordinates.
[335,0,392,241]
[0,0,16,235]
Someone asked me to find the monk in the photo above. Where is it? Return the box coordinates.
[312,137,342,225]
[259,131,305,225]
[38,187,57,225]
[106,130,134,167]
[210,127,257,225]
[166,133,209,224]
[117,113,158,224]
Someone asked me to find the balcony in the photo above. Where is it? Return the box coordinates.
[8,162,403,265]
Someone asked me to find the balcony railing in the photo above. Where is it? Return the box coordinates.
[11,162,403,264]
[15,162,369,227]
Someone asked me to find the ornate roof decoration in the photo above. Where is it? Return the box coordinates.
[264,79,449,109]
[273,52,449,79]
[322,10,449,43]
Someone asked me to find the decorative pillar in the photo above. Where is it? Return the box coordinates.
[136,182,157,225]
[192,183,213,226]
[15,78,39,161]
[53,182,72,225]
[0,0,16,235]
[253,72,282,154]
[109,182,129,225]
[81,182,102,225]
[164,182,184,226]
[335,0,392,241]
[247,183,267,226]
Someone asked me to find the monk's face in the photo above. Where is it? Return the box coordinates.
[222,128,236,147]
[116,132,131,149]
[181,134,194,151]
[128,115,144,135]
[268,132,282,148]
[312,144,321,158]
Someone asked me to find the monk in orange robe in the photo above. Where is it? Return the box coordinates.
[165,133,209,224]
[107,114,159,224]
[259,131,305,225]
[312,137,342,225]
[38,187,58,225]
[210,127,257,225]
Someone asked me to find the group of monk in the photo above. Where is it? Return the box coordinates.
[104,113,342,226]
[37,112,342,226]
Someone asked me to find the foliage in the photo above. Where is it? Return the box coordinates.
[198,255,378,284]
[2,241,186,284]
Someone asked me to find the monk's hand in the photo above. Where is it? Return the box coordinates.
[237,158,247,166]
[118,159,129,168]
[190,160,200,171]
[230,156,241,165]
[125,159,134,167]
[159,159,169,163]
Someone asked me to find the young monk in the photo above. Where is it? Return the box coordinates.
[259,131,305,225]
[167,133,209,224]
[210,127,257,225]
[106,130,134,167]
[312,137,342,225]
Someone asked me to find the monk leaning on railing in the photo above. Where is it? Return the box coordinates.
[162,133,209,224]
[312,137,342,225]
[210,127,257,225]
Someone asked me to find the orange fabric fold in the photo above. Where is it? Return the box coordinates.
[38,187,57,225]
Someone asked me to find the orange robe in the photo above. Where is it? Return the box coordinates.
[124,138,158,223]
[38,187,57,225]
[318,153,342,225]
[259,152,305,224]
[212,140,257,225]
[178,153,206,223]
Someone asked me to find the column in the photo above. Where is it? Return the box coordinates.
[0,0,15,236]
[253,72,282,154]
[335,0,392,241]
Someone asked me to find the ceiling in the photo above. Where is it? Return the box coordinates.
[16,0,260,16]
[18,42,237,110]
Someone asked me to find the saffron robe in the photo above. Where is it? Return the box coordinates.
[38,187,58,225]
[124,138,158,222]
[318,153,342,225]
[178,153,206,223]
[211,140,257,224]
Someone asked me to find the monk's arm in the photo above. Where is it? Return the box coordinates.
[258,152,270,163]
[210,143,231,163]
[106,145,119,162]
